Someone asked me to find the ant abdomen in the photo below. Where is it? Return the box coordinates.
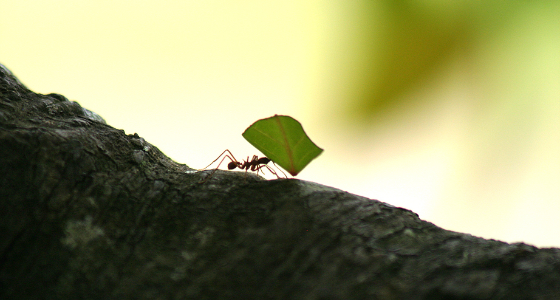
[227,161,239,170]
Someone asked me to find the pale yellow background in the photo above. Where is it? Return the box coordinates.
[2,1,560,247]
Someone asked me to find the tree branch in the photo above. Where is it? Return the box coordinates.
[1,64,559,299]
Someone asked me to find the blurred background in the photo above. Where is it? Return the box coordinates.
[1,1,559,247]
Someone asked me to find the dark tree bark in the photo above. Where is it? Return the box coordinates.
[1,63,560,300]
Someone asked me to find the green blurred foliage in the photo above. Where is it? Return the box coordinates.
[335,0,555,124]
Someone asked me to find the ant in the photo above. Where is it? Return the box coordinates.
[198,149,287,183]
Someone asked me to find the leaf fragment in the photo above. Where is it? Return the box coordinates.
[242,115,323,176]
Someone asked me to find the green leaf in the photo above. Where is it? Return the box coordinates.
[242,115,323,176]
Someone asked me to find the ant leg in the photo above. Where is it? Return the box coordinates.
[198,155,230,183]
[255,163,267,177]
[201,149,240,170]
[198,150,240,183]
[250,164,282,179]
[263,165,281,179]
[270,162,288,178]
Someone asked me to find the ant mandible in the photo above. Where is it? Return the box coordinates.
[198,149,287,183]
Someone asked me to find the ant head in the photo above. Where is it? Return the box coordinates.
[257,157,271,165]
[227,161,239,170]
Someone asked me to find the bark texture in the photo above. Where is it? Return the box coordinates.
[1,63,560,299]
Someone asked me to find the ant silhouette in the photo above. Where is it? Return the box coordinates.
[198,149,287,183]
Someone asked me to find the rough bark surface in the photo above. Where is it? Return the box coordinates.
[1,63,560,300]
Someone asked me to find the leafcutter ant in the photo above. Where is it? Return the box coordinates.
[198,149,287,183]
